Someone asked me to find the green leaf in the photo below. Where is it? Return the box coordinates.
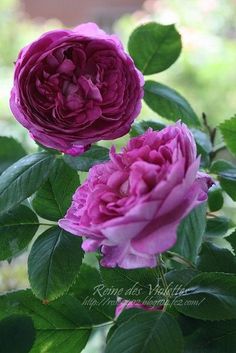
[177,314,202,338]
[197,242,236,274]
[130,120,165,137]
[205,217,231,238]
[144,81,200,126]
[128,22,182,75]
[210,159,236,174]
[28,226,84,301]
[184,319,236,353]
[219,174,236,200]
[171,204,207,266]
[227,230,236,254]
[100,266,164,302]
[219,116,236,156]
[165,269,199,287]
[0,205,39,261]
[106,308,141,343]
[207,184,224,212]
[71,264,115,324]
[220,178,236,201]
[64,145,109,172]
[105,311,183,353]
[210,160,236,201]
[0,137,26,175]
[191,129,212,155]
[0,152,55,215]
[32,159,80,221]
[175,272,236,320]
[191,129,212,168]
[0,315,35,353]
[0,290,91,353]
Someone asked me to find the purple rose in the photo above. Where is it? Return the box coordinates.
[59,122,213,268]
[10,23,143,155]
[115,300,163,317]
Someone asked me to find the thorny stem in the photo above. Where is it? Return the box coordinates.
[202,112,216,145]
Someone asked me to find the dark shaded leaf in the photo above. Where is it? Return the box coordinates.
[0,315,35,353]
[0,137,26,174]
[207,184,224,212]
[105,311,183,353]
[197,242,236,274]
[28,227,83,301]
[100,266,164,302]
[0,205,39,260]
[32,158,80,221]
[64,145,109,172]
[0,152,55,215]
[0,290,91,353]
[175,272,236,320]
[71,264,115,324]
[184,319,236,353]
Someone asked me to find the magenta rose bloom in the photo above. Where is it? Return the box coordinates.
[10,23,143,155]
[59,122,213,268]
[115,300,163,317]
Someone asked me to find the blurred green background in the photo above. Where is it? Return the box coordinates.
[1,0,236,351]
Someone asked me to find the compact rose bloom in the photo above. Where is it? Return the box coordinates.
[59,122,213,268]
[10,23,143,155]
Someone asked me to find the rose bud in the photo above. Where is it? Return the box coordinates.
[10,23,143,155]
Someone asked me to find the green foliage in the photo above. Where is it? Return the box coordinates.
[210,159,236,200]
[207,184,224,212]
[100,266,163,302]
[0,315,35,353]
[191,128,212,167]
[28,227,84,301]
[130,120,165,137]
[219,116,236,156]
[175,272,236,320]
[227,230,236,254]
[0,152,55,215]
[0,137,26,174]
[105,311,183,353]
[197,242,236,273]
[165,269,199,286]
[171,204,207,266]
[0,290,91,353]
[128,22,182,75]
[64,145,109,172]
[144,81,200,126]
[0,205,39,261]
[70,264,115,324]
[204,217,231,238]
[1,17,236,353]
[32,159,80,221]
[184,319,236,353]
